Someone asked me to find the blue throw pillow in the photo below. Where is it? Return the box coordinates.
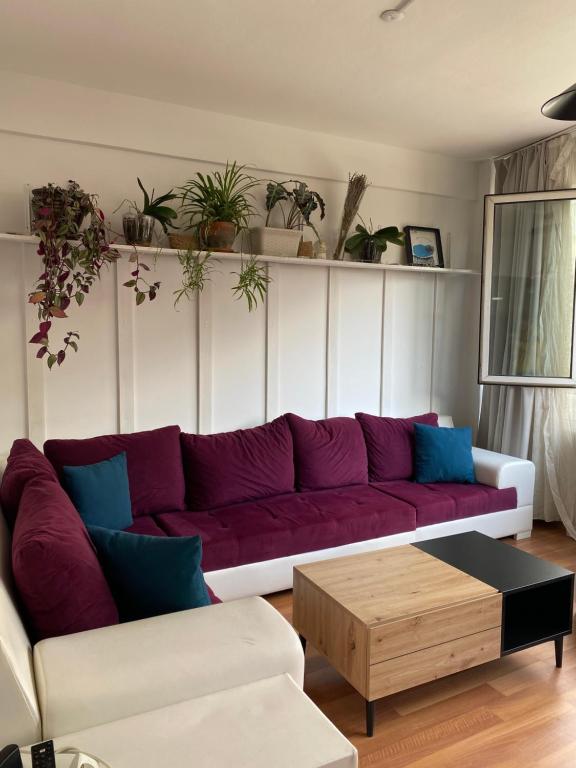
[63,452,133,530]
[87,527,211,622]
[413,424,476,484]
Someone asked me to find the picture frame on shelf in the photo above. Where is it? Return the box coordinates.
[404,226,444,268]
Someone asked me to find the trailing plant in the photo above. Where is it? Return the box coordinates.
[28,182,121,368]
[30,180,91,233]
[333,173,369,260]
[123,250,161,305]
[344,218,405,262]
[231,256,271,312]
[174,250,216,306]
[264,180,326,239]
[179,162,259,245]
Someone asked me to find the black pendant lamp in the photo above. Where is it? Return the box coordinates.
[542,83,576,120]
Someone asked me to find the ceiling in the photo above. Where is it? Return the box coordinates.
[0,0,575,159]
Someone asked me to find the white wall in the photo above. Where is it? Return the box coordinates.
[0,73,482,455]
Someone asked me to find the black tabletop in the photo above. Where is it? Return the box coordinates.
[414,531,573,594]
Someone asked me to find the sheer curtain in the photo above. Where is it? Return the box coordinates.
[478,133,576,537]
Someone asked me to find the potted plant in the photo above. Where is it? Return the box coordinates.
[178,162,258,252]
[29,180,92,235]
[28,180,161,368]
[344,219,404,263]
[251,180,326,258]
[28,182,121,368]
[122,178,178,247]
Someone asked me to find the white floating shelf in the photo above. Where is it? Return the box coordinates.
[0,233,481,276]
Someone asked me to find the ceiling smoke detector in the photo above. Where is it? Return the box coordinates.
[380,9,405,22]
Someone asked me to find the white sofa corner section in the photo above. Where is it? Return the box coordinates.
[471,446,535,509]
[34,596,303,738]
[41,674,357,768]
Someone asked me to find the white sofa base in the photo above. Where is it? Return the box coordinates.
[205,505,534,601]
[29,674,357,768]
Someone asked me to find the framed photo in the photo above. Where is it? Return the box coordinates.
[404,226,444,268]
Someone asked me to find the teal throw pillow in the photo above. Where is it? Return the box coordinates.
[413,424,476,484]
[63,451,132,530]
[87,526,211,621]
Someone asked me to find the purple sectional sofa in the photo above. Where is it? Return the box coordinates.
[1,411,535,640]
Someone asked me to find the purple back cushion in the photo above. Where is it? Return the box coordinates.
[0,439,59,531]
[12,477,119,640]
[181,417,295,510]
[286,413,368,491]
[44,426,185,517]
[355,412,439,481]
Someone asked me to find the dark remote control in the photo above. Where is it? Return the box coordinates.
[30,742,55,768]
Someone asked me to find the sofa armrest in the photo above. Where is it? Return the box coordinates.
[34,596,304,739]
[472,447,535,508]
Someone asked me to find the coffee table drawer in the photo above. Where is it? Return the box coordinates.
[368,626,501,700]
[369,593,502,663]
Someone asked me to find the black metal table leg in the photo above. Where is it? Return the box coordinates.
[365,699,375,737]
[299,634,307,654]
[555,635,564,668]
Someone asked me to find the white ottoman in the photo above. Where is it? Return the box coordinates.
[29,674,357,768]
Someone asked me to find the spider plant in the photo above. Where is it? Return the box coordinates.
[232,256,271,312]
[178,162,259,250]
[173,250,216,306]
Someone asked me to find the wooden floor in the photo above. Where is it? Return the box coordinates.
[267,522,576,767]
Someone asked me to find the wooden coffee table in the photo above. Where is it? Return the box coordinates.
[293,532,574,736]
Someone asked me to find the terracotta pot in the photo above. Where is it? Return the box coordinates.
[200,221,237,252]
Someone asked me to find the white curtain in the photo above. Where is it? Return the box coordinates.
[478,133,576,537]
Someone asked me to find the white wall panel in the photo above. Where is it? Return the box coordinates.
[273,264,328,420]
[0,242,28,454]
[327,268,383,417]
[202,258,266,433]
[0,239,481,454]
[133,253,198,434]
[43,267,118,441]
[433,275,481,428]
[382,271,436,416]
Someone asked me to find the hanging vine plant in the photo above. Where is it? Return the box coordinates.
[28,180,158,368]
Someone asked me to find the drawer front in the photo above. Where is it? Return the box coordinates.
[370,593,502,664]
[368,626,501,700]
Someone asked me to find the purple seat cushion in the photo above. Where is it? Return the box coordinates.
[44,426,185,517]
[180,417,294,510]
[356,412,439,482]
[286,413,368,491]
[0,439,58,531]
[12,477,119,640]
[155,486,415,572]
[372,480,517,527]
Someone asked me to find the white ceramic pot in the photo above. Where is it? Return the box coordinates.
[249,227,302,258]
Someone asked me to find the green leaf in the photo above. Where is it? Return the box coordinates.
[68,340,78,352]
[123,279,137,288]
[344,233,365,252]
[47,354,57,370]
[137,177,150,211]
[75,291,85,306]
[136,291,146,306]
